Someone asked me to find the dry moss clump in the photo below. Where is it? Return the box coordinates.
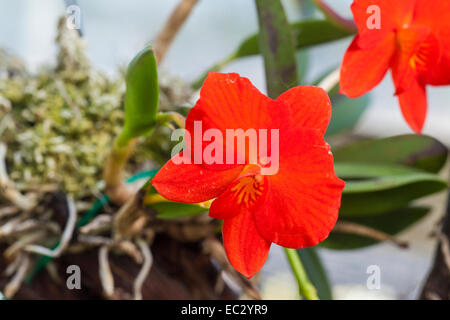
[0,18,192,198]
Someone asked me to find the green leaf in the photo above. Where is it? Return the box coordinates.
[255,0,298,98]
[333,134,448,174]
[192,19,354,89]
[117,46,159,146]
[297,50,309,84]
[237,19,353,58]
[326,93,370,136]
[140,181,207,219]
[336,163,447,216]
[297,247,332,299]
[151,202,207,219]
[321,206,430,250]
[311,68,369,136]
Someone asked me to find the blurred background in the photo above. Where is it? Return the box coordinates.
[0,0,449,299]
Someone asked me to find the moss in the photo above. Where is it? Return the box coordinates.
[0,18,193,198]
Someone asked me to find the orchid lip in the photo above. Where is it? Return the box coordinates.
[231,176,265,208]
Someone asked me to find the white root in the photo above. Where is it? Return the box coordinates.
[133,238,153,300]
[318,67,340,93]
[24,195,77,257]
[79,214,112,235]
[116,240,143,264]
[78,234,114,246]
[4,230,47,259]
[0,206,19,219]
[0,217,23,237]
[0,143,35,211]
[4,254,30,299]
[0,219,60,238]
[4,252,24,277]
[99,245,115,298]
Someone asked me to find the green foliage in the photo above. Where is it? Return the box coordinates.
[0,27,162,198]
[337,163,447,216]
[297,247,332,299]
[322,206,430,250]
[311,68,369,136]
[237,19,352,58]
[151,202,207,219]
[255,0,298,98]
[192,19,354,89]
[117,46,159,146]
[334,135,448,173]
[328,134,448,250]
[140,182,207,219]
[326,93,370,136]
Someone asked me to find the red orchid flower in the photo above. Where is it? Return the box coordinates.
[151,73,345,278]
[340,0,450,133]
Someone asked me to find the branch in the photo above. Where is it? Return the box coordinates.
[333,220,409,249]
[154,0,200,65]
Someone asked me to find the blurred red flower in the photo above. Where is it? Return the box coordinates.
[340,0,450,133]
[151,73,344,278]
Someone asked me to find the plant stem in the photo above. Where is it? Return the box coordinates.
[284,248,319,300]
[255,0,298,98]
[104,112,184,205]
[156,111,186,129]
[103,138,137,205]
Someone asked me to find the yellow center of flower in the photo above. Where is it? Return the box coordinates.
[231,175,264,208]
[409,42,431,72]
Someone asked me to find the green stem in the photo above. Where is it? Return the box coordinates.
[255,0,298,98]
[103,137,137,204]
[284,248,319,300]
[156,111,186,129]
